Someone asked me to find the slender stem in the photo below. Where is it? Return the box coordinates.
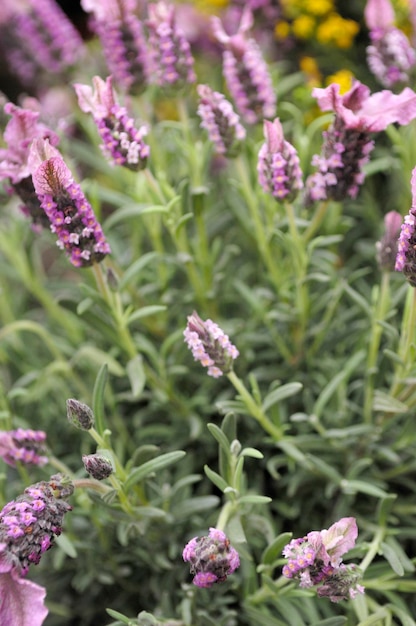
[359,527,385,573]
[227,370,283,441]
[303,200,329,242]
[216,501,235,532]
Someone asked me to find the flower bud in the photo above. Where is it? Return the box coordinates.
[183,527,240,588]
[82,454,113,480]
[66,399,95,430]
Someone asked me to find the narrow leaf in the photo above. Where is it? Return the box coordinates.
[124,451,186,491]
[92,363,108,436]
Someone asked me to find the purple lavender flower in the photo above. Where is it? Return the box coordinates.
[305,82,416,204]
[282,517,364,602]
[197,84,246,158]
[0,429,47,468]
[183,528,240,588]
[82,454,113,480]
[376,210,403,271]
[0,102,60,229]
[81,0,149,95]
[1,0,83,89]
[146,1,196,91]
[257,118,303,201]
[0,550,48,626]
[184,311,239,378]
[364,0,416,88]
[0,474,73,576]
[395,167,416,283]
[211,8,276,125]
[74,75,149,171]
[28,139,111,268]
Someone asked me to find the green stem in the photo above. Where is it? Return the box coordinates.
[359,527,385,573]
[227,370,283,441]
[363,271,391,423]
[390,285,416,398]
[216,500,235,532]
[303,200,329,242]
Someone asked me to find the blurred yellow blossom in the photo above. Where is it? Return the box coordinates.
[303,0,333,16]
[316,13,359,48]
[325,69,354,93]
[275,21,291,39]
[293,14,316,39]
[300,56,322,86]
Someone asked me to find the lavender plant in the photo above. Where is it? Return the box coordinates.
[1,1,416,625]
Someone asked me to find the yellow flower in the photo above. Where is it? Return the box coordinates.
[303,0,333,16]
[316,13,359,48]
[275,21,291,39]
[325,69,354,93]
[293,14,316,39]
[300,56,322,86]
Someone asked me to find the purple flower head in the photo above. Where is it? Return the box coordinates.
[197,84,246,158]
[376,210,403,271]
[28,139,111,268]
[74,75,150,171]
[183,527,240,588]
[82,454,113,480]
[257,118,303,202]
[0,429,47,468]
[0,548,48,626]
[81,0,149,95]
[66,398,95,430]
[184,311,239,378]
[305,82,416,203]
[1,0,84,89]
[365,0,416,88]
[0,474,73,577]
[395,167,416,283]
[282,517,364,603]
[146,1,196,91]
[211,8,276,124]
[0,102,59,229]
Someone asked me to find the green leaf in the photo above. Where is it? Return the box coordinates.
[238,494,272,505]
[105,608,132,624]
[92,363,108,436]
[204,464,229,492]
[55,533,77,558]
[341,479,388,498]
[312,619,348,626]
[124,451,186,491]
[262,382,303,412]
[207,423,231,456]
[261,532,293,566]
[372,391,408,413]
[104,203,168,229]
[127,305,167,326]
[381,541,404,576]
[240,447,264,459]
[377,494,397,527]
[119,252,159,289]
[126,355,146,398]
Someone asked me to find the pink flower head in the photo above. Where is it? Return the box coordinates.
[313,82,416,132]
[0,429,47,468]
[313,517,358,568]
[74,76,149,170]
[211,7,276,124]
[396,167,416,283]
[364,0,395,31]
[183,527,240,588]
[257,118,303,201]
[0,549,48,626]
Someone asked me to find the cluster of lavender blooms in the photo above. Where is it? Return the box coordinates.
[364,0,416,88]
[257,118,303,202]
[0,0,83,90]
[0,102,59,229]
[282,517,364,603]
[29,138,111,268]
[184,311,239,378]
[183,528,240,588]
[305,82,416,204]
[81,0,149,95]
[395,167,416,285]
[0,475,73,625]
[147,1,196,90]
[212,8,276,125]
[0,429,47,468]
[197,84,246,158]
[74,75,150,171]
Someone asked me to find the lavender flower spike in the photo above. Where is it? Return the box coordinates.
[282,517,364,602]
[183,528,240,588]
[0,102,59,229]
[305,81,416,203]
[212,8,276,124]
[364,0,416,88]
[0,429,47,468]
[257,118,303,202]
[395,167,416,284]
[28,139,111,268]
[146,1,196,90]
[184,311,239,378]
[197,84,246,158]
[74,76,149,171]
[81,0,149,94]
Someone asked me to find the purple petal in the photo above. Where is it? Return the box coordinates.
[0,556,48,626]
[320,517,358,566]
[364,0,395,30]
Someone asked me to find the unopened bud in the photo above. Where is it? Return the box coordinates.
[66,399,95,430]
[82,454,113,480]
